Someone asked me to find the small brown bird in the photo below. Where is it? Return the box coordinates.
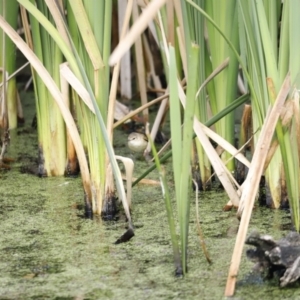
[127,132,148,153]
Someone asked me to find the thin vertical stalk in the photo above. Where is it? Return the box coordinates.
[0,0,19,129]
[179,42,199,273]
[149,135,182,275]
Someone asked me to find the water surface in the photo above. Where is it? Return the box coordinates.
[0,93,298,299]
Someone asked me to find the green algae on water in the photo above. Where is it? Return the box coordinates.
[0,91,297,299]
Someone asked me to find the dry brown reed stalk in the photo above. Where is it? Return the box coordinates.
[194,119,240,207]
[263,96,298,175]
[109,0,168,66]
[107,0,133,143]
[144,91,169,155]
[45,0,71,48]
[293,90,300,159]
[117,0,132,100]
[0,62,30,89]
[115,155,134,208]
[166,0,174,45]
[240,104,253,154]
[207,134,254,199]
[0,69,8,129]
[106,0,134,214]
[132,1,148,122]
[195,57,230,98]
[176,27,187,77]
[0,6,8,131]
[225,73,291,297]
[113,92,170,128]
[142,34,163,97]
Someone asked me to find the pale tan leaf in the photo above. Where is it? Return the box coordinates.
[109,0,168,66]
[115,155,134,208]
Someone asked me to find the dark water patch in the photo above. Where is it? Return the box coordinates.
[2,243,41,254]
[238,272,265,286]
[11,257,64,277]
[27,229,42,235]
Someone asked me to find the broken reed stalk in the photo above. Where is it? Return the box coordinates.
[224,73,291,297]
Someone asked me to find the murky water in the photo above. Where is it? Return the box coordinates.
[0,93,299,299]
